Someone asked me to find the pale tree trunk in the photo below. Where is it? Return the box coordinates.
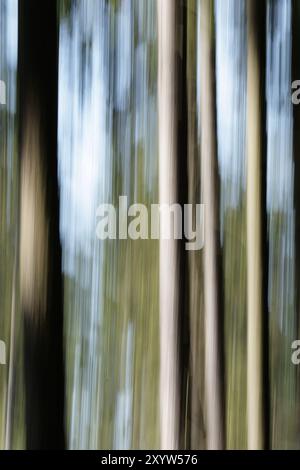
[18,0,65,449]
[157,0,180,450]
[246,0,268,450]
[200,0,225,450]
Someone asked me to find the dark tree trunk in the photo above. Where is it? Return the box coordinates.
[177,0,191,450]
[186,0,206,450]
[18,0,65,449]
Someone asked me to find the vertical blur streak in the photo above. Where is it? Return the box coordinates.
[215,0,247,449]
[0,0,23,450]
[157,0,179,450]
[293,1,300,337]
[2,0,300,451]
[18,0,65,448]
[200,0,225,450]
[187,0,206,450]
[292,0,300,447]
[293,1,300,342]
[5,254,16,449]
[59,0,159,450]
[246,0,267,450]
[268,0,297,449]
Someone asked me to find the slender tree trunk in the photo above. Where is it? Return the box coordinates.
[186,0,206,450]
[157,0,180,450]
[200,0,225,450]
[18,0,65,449]
[246,0,268,450]
[5,249,17,449]
[177,0,191,450]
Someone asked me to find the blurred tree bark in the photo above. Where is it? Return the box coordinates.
[246,0,268,450]
[200,0,225,450]
[186,0,206,450]
[18,0,65,449]
[177,0,191,450]
[157,0,180,450]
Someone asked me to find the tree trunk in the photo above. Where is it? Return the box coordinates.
[246,0,268,450]
[157,0,180,450]
[18,0,65,449]
[186,0,206,450]
[200,0,225,450]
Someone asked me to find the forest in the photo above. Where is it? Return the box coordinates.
[0,0,300,451]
